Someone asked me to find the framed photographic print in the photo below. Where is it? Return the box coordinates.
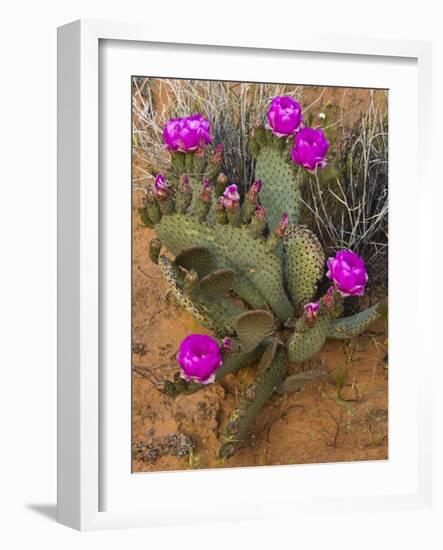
[57,19,434,531]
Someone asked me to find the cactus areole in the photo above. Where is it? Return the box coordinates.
[137,97,386,458]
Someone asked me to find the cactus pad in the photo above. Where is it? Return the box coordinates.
[174,246,214,278]
[287,317,331,363]
[234,310,274,351]
[328,301,387,339]
[199,268,235,299]
[254,145,301,229]
[284,225,325,310]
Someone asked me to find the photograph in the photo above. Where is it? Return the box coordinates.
[131,77,389,472]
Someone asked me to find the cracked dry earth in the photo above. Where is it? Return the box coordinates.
[131,195,388,472]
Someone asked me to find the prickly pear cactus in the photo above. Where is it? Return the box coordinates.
[138,100,387,459]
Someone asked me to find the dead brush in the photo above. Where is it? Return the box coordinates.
[301,92,388,290]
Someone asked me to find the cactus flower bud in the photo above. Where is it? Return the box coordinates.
[181,174,189,189]
[151,173,170,200]
[321,285,335,308]
[177,334,222,384]
[176,174,192,214]
[247,179,263,203]
[291,127,330,171]
[266,96,303,137]
[200,178,212,203]
[255,204,268,222]
[215,172,229,195]
[242,180,263,223]
[163,114,213,152]
[274,213,289,237]
[303,302,320,325]
[144,189,162,224]
[183,269,199,296]
[266,212,288,252]
[138,195,154,227]
[148,238,162,264]
[216,172,228,186]
[326,250,368,297]
[249,204,268,238]
[211,143,224,165]
[221,337,233,354]
[215,196,228,225]
[222,184,240,209]
[197,178,212,221]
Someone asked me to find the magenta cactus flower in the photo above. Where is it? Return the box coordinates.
[222,184,240,209]
[291,127,330,171]
[151,173,170,200]
[177,334,222,384]
[326,250,368,297]
[162,114,213,152]
[303,302,320,324]
[266,96,303,137]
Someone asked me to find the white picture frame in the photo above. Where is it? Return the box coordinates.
[57,19,434,531]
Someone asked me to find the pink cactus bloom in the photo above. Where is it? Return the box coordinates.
[222,184,240,209]
[266,96,303,137]
[163,114,213,152]
[291,127,330,171]
[326,250,368,297]
[151,173,170,200]
[177,334,223,384]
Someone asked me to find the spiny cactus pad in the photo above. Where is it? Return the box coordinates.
[234,310,275,352]
[254,145,301,229]
[174,246,214,278]
[199,268,236,299]
[287,317,331,363]
[284,225,325,310]
[328,301,387,339]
